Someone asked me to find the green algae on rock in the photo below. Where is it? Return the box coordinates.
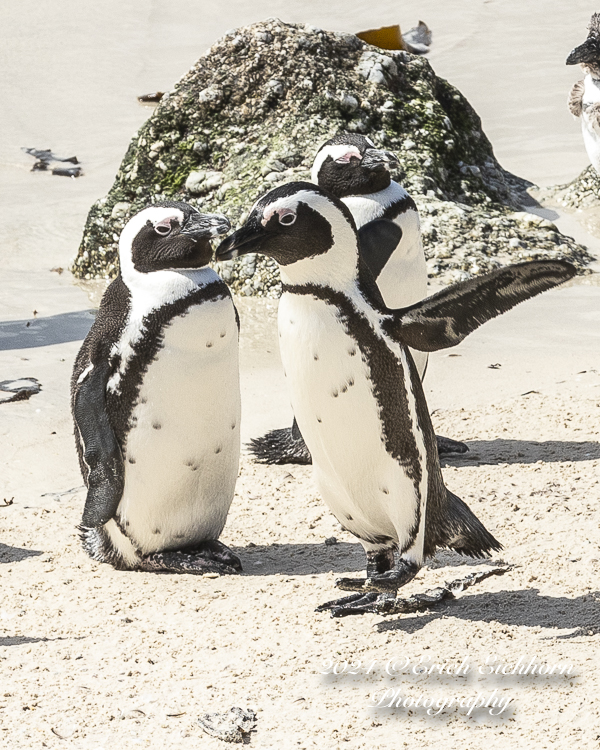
[72,19,593,294]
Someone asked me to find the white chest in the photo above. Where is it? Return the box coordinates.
[277,292,426,554]
[115,295,241,555]
[581,76,600,171]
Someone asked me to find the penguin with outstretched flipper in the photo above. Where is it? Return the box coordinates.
[218,182,575,615]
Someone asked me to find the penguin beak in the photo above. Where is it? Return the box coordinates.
[216,222,265,261]
[567,37,600,65]
[362,148,399,171]
[181,212,231,239]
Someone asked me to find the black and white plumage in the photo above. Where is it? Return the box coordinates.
[72,202,242,575]
[217,182,575,615]
[567,13,600,174]
[249,134,467,465]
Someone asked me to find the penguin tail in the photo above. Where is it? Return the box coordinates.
[434,491,503,559]
[247,427,312,465]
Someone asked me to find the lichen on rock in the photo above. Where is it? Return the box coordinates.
[72,18,593,292]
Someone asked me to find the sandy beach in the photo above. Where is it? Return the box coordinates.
[1,1,600,748]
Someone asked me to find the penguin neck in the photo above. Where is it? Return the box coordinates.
[278,222,360,294]
[342,181,408,227]
[583,63,600,82]
[120,265,219,308]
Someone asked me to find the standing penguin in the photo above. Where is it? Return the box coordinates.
[217,183,574,615]
[567,13,600,174]
[72,202,242,574]
[249,134,465,464]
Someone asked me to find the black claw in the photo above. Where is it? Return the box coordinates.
[192,539,243,572]
[436,434,469,455]
[316,592,378,612]
[328,593,394,618]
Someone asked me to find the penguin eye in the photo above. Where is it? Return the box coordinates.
[334,150,362,164]
[278,211,296,226]
[154,220,172,236]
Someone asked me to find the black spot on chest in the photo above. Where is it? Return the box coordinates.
[283,283,425,483]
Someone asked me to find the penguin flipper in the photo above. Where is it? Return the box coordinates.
[357,218,403,280]
[568,80,585,117]
[73,359,124,528]
[385,259,576,352]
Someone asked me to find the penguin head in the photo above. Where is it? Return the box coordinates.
[567,13,600,74]
[118,202,230,278]
[311,134,399,197]
[216,182,359,288]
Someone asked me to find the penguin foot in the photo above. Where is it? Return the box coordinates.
[247,427,312,465]
[137,541,242,575]
[316,592,394,617]
[335,559,420,594]
[436,434,468,455]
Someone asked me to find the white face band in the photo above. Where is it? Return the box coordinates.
[311,145,362,182]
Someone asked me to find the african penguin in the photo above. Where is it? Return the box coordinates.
[72,202,242,575]
[248,134,466,465]
[567,13,600,174]
[217,182,575,616]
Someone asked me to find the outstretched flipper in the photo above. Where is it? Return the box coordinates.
[73,359,124,528]
[383,260,576,352]
[357,218,403,280]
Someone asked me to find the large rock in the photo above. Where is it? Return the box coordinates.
[73,19,593,294]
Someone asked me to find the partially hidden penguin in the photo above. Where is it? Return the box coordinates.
[72,201,243,574]
[217,182,575,615]
[567,13,600,174]
[248,134,467,465]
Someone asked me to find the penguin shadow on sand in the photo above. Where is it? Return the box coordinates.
[376,583,600,640]
[0,542,43,564]
[230,541,366,577]
[439,439,600,467]
[0,310,94,351]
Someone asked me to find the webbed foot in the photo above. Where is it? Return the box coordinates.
[137,540,242,575]
[335,558,419,594]
[436,434,469,455]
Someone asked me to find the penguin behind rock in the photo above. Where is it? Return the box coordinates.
[72,202,242,575]
[567,13,600,174]
[217,182,575,615]
[248,134,466,465]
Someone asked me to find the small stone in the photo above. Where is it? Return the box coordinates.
[339,94,358,112]
[111,202,131,219]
